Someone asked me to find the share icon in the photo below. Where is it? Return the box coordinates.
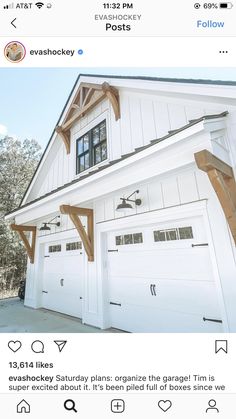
[54,340,67,352]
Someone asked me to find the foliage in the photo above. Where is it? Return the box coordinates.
[0,136,41,294]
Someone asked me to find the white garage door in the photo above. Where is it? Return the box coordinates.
[42,238,84,318]
[107,217,223,332]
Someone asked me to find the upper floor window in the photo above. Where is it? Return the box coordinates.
[76,120,107,174]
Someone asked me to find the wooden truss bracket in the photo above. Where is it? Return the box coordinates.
[194,149,236,244]
[11,224,37,264]
[102,82,120,121]
[57,82,120,154]
[55,126,70,154]
[60,205,94,261]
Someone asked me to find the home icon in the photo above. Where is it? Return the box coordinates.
[17,399,30,413]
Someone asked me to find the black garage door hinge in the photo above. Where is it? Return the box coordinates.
[108,249,119,252]
[110,301,122,306]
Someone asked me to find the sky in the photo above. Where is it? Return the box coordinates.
[0,67,236,148]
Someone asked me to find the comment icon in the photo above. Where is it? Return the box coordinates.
[31,340,44,353]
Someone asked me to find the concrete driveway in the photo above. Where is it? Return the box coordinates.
[0,298,121,333]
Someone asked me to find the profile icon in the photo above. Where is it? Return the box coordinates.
[206,399,219,413]
[4,41,26,63]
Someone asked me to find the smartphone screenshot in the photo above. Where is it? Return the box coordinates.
[0,0,235,417]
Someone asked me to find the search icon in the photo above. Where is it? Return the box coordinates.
[64,399,77,413]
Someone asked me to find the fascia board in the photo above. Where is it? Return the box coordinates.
[79,76,236,101]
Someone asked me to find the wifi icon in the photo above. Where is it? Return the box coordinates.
[35,2,44,8]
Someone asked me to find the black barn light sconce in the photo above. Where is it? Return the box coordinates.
[39,215,61,231]
[116,190,142,212]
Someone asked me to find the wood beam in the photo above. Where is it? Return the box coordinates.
[62,91,107,131]
[71,104,80,111]
[194,149,236,244]
[195,149,233,178]
[11,224,36,264]
[55,126,70,154]
[62,83,120,131]
[102,82,120,121]
[60,205,94,261]
[80,82,103,90]
[83,87,94,107]
[60,205,93,217]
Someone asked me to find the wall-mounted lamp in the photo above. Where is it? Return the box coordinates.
[116,190,142,212]
[39,216,61,231]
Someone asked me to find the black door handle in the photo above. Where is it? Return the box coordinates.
[203,317,222,324]
[192,243,208,247]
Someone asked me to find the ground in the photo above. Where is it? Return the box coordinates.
[0,298,121,333]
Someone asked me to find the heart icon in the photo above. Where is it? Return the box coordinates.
[158,400,172,412]
[8,340,22,353]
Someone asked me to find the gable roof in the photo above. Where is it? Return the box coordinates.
[20,75,236,207]
[6,110,228,218]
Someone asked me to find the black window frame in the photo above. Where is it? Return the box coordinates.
[76,120,107,175]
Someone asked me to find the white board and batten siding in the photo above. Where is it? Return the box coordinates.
[94,168,201,224]
[26,89,231,203]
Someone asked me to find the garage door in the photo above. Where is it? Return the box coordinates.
[107,217,223,332]
[42,238,84,318]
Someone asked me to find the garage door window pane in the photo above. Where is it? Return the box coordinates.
[179,227,193,239]
[133,233,143,244]
[116,236,123,246]
[154,226,194,242]
[116,233,143,245]
[166,229,177,241]
[66,241,82,251]
[154,231,166,242]
[49,245,61,253]
[124,234,133,244]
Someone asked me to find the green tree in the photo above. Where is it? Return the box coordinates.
[0,136,41,296]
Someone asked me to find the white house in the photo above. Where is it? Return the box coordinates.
[5,74,236,333]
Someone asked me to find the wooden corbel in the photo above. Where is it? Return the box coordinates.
[55,125,70,154]
[11,224,36,264]
[60,205,94,261]
[195,149,236,244]
[102,82,120,121]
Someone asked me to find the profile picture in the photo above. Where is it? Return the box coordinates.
[4,41,26,63]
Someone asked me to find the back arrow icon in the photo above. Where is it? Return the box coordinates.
[11,18,17,28]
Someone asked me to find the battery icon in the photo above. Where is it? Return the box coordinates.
[219,2,233,7]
